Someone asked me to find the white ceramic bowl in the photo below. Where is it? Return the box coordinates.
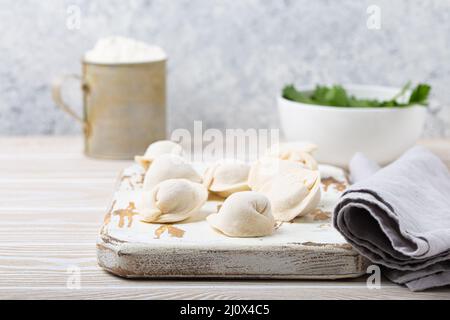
[278,85,427,168]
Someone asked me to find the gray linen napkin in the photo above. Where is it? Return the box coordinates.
[333,146,450,291]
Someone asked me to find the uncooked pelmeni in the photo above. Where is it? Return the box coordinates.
[266,142,318,170]
[140,179,208,223]
[203,160,250,198]
[207,191,275,237]
[135,140,184,170]
[248,157,306,192]
[248,157,321,221]
[143,154,202,191]
[259,168,321,222]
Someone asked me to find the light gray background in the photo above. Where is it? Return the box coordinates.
[1,0,449,136]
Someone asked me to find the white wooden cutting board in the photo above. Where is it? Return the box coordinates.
[97,163,369,279]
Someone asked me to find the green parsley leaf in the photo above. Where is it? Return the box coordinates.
[408,84,431,105]
[282,83,431,108]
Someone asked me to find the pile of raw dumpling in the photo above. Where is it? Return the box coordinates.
[134,140,321,238]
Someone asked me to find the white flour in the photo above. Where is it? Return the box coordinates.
[84,36,166,64]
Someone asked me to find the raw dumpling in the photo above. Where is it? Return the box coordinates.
[135,140,184,170]
[248,157,321,221]
[143,154,202,191]
[266,142,318,170]
[139,179,208,223]
[248,157,306,191]
[207,191,275,237]
[203,160,250,198]
[259,169,321,222]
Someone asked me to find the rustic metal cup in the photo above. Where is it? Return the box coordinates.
[52,60,166,159]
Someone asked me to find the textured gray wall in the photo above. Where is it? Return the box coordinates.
[0,0,449,136]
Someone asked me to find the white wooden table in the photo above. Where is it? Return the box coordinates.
[1,136,449,300]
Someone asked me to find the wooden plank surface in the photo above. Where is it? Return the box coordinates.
[0,136,449,300]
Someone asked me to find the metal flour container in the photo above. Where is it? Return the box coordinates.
[52,59,166,159]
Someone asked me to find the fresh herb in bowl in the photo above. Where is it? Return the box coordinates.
[282,82,431,108]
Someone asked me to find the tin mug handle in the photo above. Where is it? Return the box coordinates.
[52,75,90,135]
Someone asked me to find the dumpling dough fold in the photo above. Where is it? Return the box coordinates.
[248,157,308,192]
[135,140,184,170]
[140,179,208,223]
[207,191,275,237]
[203,160,250,198]
[143,154,202,191]
[248,158,321,221]
[259,169,321,222]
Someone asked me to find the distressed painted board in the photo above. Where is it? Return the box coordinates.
[97,163,369,279]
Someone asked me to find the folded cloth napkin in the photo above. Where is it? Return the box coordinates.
[333,146,450,291]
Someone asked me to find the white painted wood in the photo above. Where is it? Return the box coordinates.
[97,163,369,279]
